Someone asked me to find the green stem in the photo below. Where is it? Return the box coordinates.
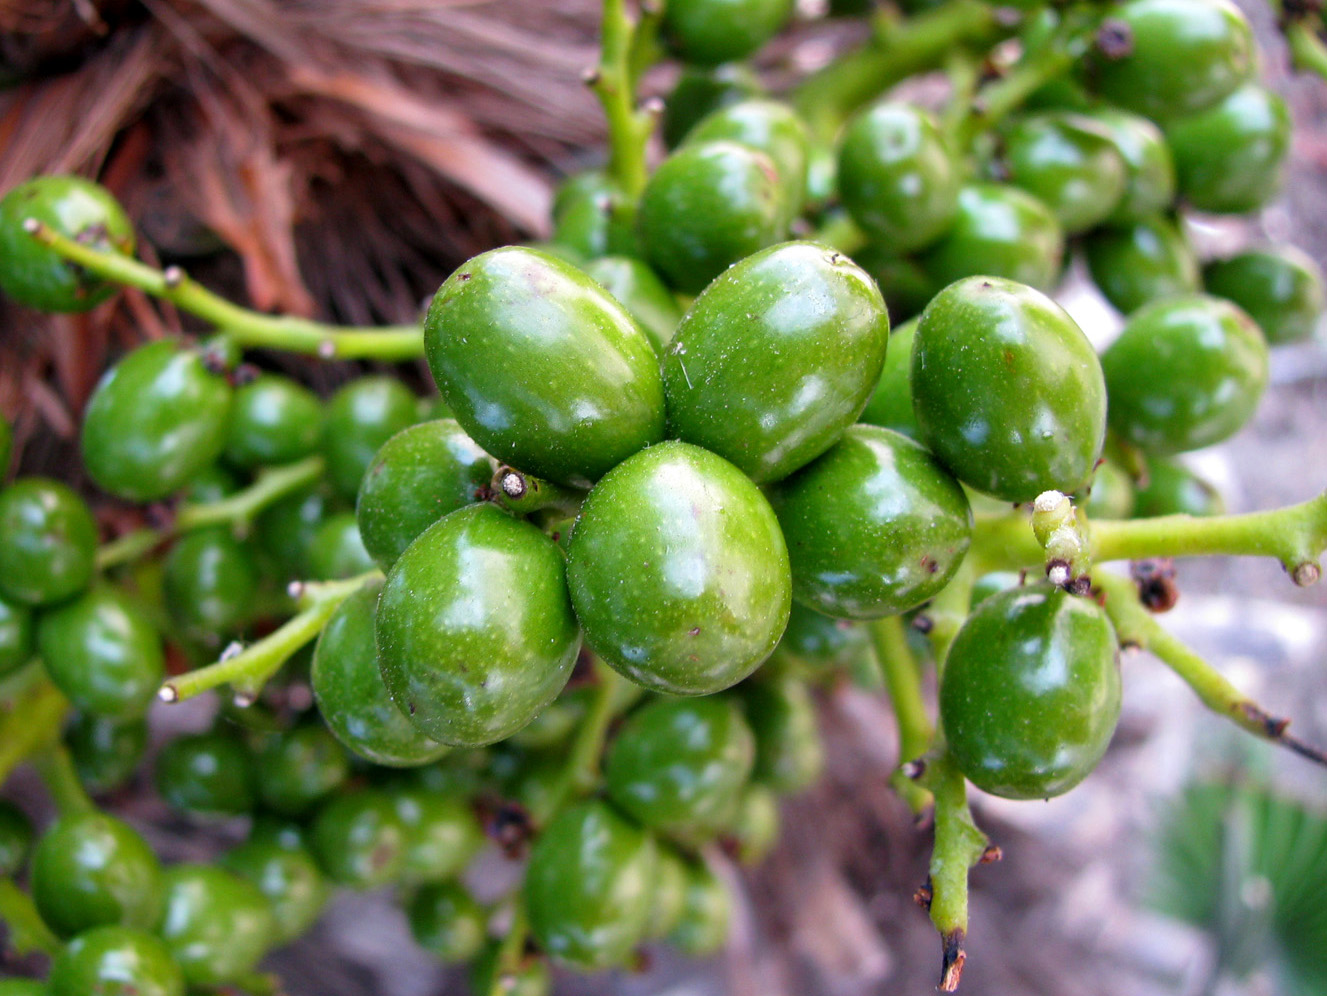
[0,878,62,957]
[0,679,69,787]
[491,467,586,518]
[34,743,95,815]
[160,571,381,704]
[1286,21,1327,81]
[792,0,1011,142]
[96,456,326,572]
[1096,571,1327,765]
[869,615,935,813]
[23,221,421,361]
[592,0,656,199]
[488,900,531,996]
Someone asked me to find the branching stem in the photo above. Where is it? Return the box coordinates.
[591,0,657,199]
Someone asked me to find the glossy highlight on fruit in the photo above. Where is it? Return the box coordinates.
[662,0,795,65]
[47,925,184,996]
[0,477,98,606]
[322,376,419,501]
[916,183,1064,292]
[1083,214,1200,316]
[156,864,274,987]
[1203,246,1326,345]
[999,112,1127,234]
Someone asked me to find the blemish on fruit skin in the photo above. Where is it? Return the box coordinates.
[688,626,701,636]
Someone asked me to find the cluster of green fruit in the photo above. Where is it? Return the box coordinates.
[1,0,1325,992]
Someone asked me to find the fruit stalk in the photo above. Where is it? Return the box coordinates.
[0,679,68,787]
[869,615,935,813]
[589,0,658,199]
[33,743,95,816]
[0,879,61,957]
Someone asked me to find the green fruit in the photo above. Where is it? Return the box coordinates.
[65,712,149,796]
[662,0,795,65]
[224,373,323,469]
[646,845,691,939]
[305,511,375,580]
[858,317,920,439]
[0,175,134,312]
[684,99,811,222]
[222,825,329,946]
[1090,108,1177,224]
[254,722,350,817]
[739,677,824,793]
[837,102,960,252]
[605,696,755,837]
[662,240,891,484]
[508,685,590,751]
[1083,214,1200,315]
[1102,294,1268,454]
[1165,83,1291,214]
[916,183,1064,292]
[853,245,937,325]
[969,570,1023,607]
[1089,0,1254,121]
[390,786,485,883]
[550,171,639,260]
[322,376,420,501]
[156,864,274,987]
[0,799,33,876]
[638,141,788,295]
[999,112,1127,234]
[524,799,655,969]
[183,463,241,504]
[583,255,685,354]
[722,783,780,864]
[1076,458,1136,520]
[162,528,257,636]
[80,340,233,502]
[47,926,184,996]
[407,881,487,962]
[912,276,1107,501]
[1204,246,1325,345]
[376,504,581,746]
[0,981,45,996]
[769,424,972,618]
[1133,456,1225,517]
[0,590,34,677]
[566,442,791,696]
[663,62,766,150]
[30,811,163,938]
[768,602,869,672]
[940,583,1121,800]
[470,945,551,996]
[254,485,333,579]
[154,729,256,817]
[38,585,163,719]
[309,789,408,889]
[312,580,450,767]
[424,246,665,487]
[666,859,732,956]
[355,419,493,570]
[0,477,98,606]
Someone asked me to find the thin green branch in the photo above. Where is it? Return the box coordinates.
[1286,21,1327,81]
[591,0,658,199]
[869,615,935,813]
[0,879,62,957]
[488,900,531,996]
[34,743,95,815]
[0,679,69,787]
[1096,571,1327,766]
[23,221,422,361]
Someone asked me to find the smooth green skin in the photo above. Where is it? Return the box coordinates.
[47,926,184,996]
[491,745,565,827]
[184,463,240,504]
[306,512,375,581]
[638,141,788,296]
[1102,294,1268,455]
[156,865,273,987]
[355,419,493,570]
[162,528,257,635]
[663,240,891,484]
[769,424,973,618]
[1077,458,1136,520]
[390,787,485,883]
[940,583,1122,800]
[858,318,920,440]
[1000,113,1127,235]
[1204,247,1325,345]
[322,376,419,501]
[969,570,1024,607]
[853,244,936,324]
[1133,455,1225,517]
[1090,0,1254,121]
[566,442,791,696]
[309,789,408,889]
[30,811,163,938]
[1090,108,1177,225]
[838,102,960,252]
[0,477,98,606]
[1083,214,1200,316]
[377,503,581,747]
[524,799,656,969]
[154,730,255,817]
[663,62,766,149]
[407,882,487,962]
[0,175,135,312]
[739,678,824,793]
[312,580,450,768]
[509,684,590,750]
[913,276,1108,502]
[471,945,551,996]
[916,184,1065,293]
[605,697,755,837]
[223,373,323,469]
[550,171,639,260]
[647,845,691,939]
[66,713,148,796]
[424,246,665,488]
[666,860,732,957]
[724,783,780,865]
[80,340,233,502]
[684,99,811,223]
[254,723,350,817]
[1165,83,1290,215]
[0,590,34,677]
[662,0,794,65]
[0,799,33,876]
[38,586,163,719]
[254,485,333,579]
[222,830,329,946]
[768,602,869,671]
[583,256,685,355]
[0,979,48,995]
